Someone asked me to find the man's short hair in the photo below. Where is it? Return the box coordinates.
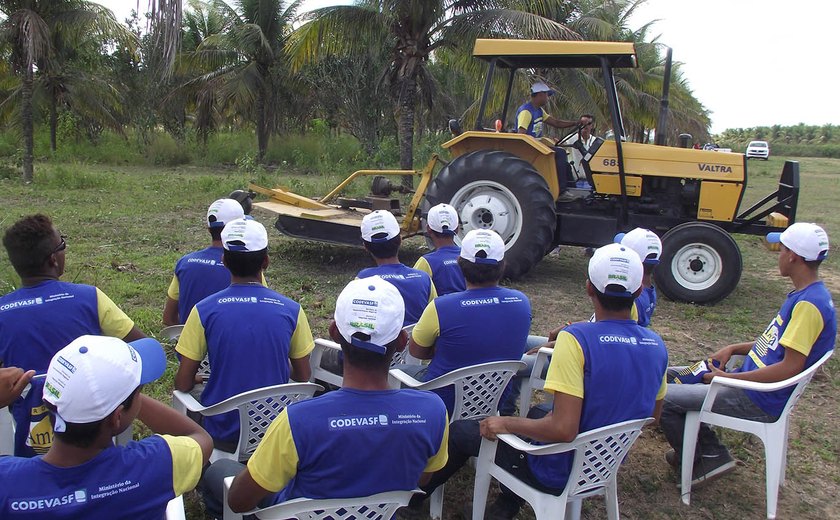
[363,235,401,259]
[223,249,267,277]
[457,256,504,285]
[593,283,635,312]
[582,113,595,123]
[45,387,140,449]
[3,214,56,277]
[336,334,399,372]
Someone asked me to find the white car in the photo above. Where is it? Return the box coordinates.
[746,140,770,160]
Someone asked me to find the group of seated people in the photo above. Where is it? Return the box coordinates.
[0,196,834,518]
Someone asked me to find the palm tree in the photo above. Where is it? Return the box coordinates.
[0,0,133,181]
[290,1,576,185]
[182,0,300,160]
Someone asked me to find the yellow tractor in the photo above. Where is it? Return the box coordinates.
[250,39,798,304]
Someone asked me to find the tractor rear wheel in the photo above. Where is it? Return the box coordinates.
[654,221,742,304]
[425,150,556,279]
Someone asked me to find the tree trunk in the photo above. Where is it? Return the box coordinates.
[21,63,35,183]
[256,91,268,162]
[50,92,58,152]
[395,75,417,189]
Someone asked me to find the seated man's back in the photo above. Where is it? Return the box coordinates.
[165,198,246,325]
[530,318,667,488]
[175,219,313,444]
[357,263,435,326]
[251,386,447,503]
[410,230,531,412]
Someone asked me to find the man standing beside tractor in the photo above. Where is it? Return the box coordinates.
[516,82,589,201]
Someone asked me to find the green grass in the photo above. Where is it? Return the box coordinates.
[1,155,839,519]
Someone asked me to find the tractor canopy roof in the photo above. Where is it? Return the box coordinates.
[473,39,637,69]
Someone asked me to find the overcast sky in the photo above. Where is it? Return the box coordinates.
[100,0,838,134]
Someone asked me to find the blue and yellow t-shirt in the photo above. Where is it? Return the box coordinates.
[357,264,437,326]
[515,102,547,138]
[0,435,202,519]
[168,246,231,324]
[176,284,314,442]
[413,246,466,296]
[634,285,657,328]
[735,281,836,416]
[247,388,449,503]
[530,319,668,490]
[412,286,531,412]
[0,280,135,457]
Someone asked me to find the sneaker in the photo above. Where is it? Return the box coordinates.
[677,451,737,488]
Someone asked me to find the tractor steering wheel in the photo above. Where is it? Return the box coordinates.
[555,124,584,147]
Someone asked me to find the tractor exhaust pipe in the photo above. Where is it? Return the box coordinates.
[654,46,673,146]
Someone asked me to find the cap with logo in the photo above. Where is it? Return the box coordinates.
[207,198,245,229]
[614,228,662,265]
[221,218,268,252]
[459,229,505,264]
[427,203,459,235]
[334,276,405,355]
[361,210,401,243]
[531,81,554,96]
[43,335,166,430]
[766,222,829,261]
[588,243,643,297]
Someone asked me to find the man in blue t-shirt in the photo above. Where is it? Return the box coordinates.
[407,243,668,518]
[175,218,314,447]
[357,210,436,325]
[615,227,662,327]
[413,203,466,296]
[1,214,146,457]
[408,229,531,414]
[515,82,587,201]
[660,223,836,486]
[199,276,449,518]
[163,198,245,326]
[0,335,213,519]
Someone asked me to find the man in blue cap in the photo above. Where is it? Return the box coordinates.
[660,223,836,486]
[0,335,213,518]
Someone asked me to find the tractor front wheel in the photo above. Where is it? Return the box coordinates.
[425,151,556,279]
[655,222,743,304]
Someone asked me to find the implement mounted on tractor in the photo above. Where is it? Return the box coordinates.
[251,39,799,304]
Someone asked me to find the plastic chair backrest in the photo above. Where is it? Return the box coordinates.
[566,418,650,497]
[237,385,321,459]
[253,490,418,520]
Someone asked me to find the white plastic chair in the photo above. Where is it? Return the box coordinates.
[680,350,833,520]
[390,360,525,520]
[309,325,421,389]
[173,382,322,463]
[222,476,419,520]
[0,405,14,455]
[160,325,185,342]
[519,346,553,417]
[473,417,652,520]
[164,494,187,520]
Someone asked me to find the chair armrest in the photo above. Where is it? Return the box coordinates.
[388,369,424,388]
[310,339,340,368]
[223,476,258,517]
[701,370,814,413]
[172,390,205,414]
[175,383,323,417]
[494,417,653,456]
[495,433,576,456]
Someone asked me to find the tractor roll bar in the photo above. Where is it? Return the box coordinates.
[601,57,628,224]
[475,58,497,130]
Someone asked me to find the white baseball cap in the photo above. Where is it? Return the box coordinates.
[460,229,505,264]
[221,218,268,251]
[207,198,245,229]
[427,204,459,235]
[615,228,662,265]
[531,81,554,96]
[334,277,405,355]
[43,335,166,430]
[588,243,643,297]
[767,223,829,261]
[361,210,401,243]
